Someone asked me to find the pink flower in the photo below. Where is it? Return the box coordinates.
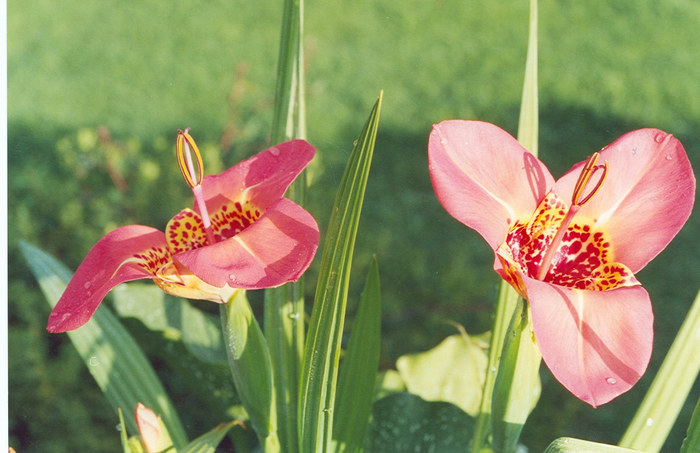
[48,130,319,333]
[429,120,695,407]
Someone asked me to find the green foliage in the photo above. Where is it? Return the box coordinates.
[220,291,278,450]
[333,256,382,453]
[365,392,475,453]
[19,241,189,449]
[682,397,700,453]
[545,438,641,453]
[396,331,489,417]
[181,421,241,453]
[299,93,382,452]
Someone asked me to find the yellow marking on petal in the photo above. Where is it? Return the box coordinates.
[498,191,638,292]
[165,208,208,253]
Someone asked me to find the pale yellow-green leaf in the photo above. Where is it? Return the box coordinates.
[397,332,489,417]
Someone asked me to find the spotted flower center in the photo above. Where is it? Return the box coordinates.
[496,191,638,293]
[165,200,262,254]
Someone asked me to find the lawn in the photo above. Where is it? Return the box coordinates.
[9,0,700,451]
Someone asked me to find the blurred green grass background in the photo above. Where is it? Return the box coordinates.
[8,0,699,451]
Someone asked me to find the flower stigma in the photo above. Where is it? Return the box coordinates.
[176,129,216,245]
[535,152,608,281]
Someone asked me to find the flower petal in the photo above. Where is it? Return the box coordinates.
[174,198,319,289]
[199,140,315,213]
[47,225,171,333]
[523,276,653,407]
[429,120,554,249]
[554,129,695,272]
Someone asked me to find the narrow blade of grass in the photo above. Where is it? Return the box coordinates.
[19,240,189,449]
[299,92,383,452]
[332,256,382,453]
[619,289,700,452]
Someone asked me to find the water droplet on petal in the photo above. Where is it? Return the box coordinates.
[61,313,71,322]
[654,133,665,143]
[606,377,617,385]
[646,418,654,426]
[269,147,280,156]
[84,282,91,289]
[665,155,673,161]
[228,274,236,281]
[440,138,448,146]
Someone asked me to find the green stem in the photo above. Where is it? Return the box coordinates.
[471,281,521,453]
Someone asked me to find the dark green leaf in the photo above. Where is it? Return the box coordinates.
[365,393,474,453]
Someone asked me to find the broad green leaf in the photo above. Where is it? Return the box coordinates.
[267,0,307,450]
[333,256,382,453]
[112,284,227,364]
[545,438,641,453]
[19,241,189,449]
[620,289,700,452]
[181,421,241,453]
[220,290,279,452]
[299,92,383,452]
[365,393,474,453]
[492,299,542,453]
[681,396,700,453]
[397,331,489,417]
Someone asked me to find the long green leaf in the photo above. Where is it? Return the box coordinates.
[332,256,382,453]
[19,241,189,449]
[266,1,307,451]
[681,396,700,453]
[220,290,279,452]
[619,289,700,452]
[270,0,305,143]
[299,92,383,452]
